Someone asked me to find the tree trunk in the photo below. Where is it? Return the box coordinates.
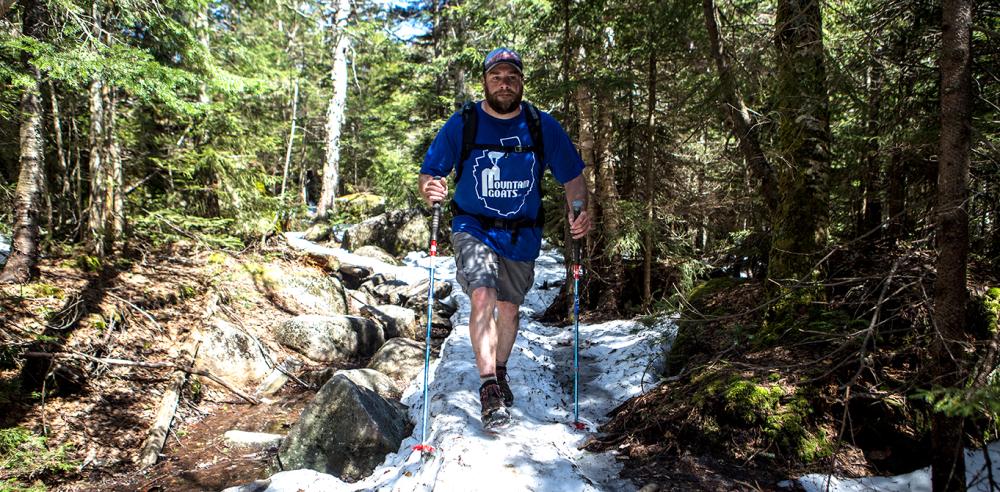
[703,0,777,217]
[317,0,351,220]
[281,78,299,198]
[643,51,656,309]
[49,81,69,231]
[86,75,109,256]
[930,0,973,490]
[886,150,906,248]
[105,85,124,246]
[767,0,832,282]
[858,63,884,241]
[1,0,46,283]
[595,89,623,313]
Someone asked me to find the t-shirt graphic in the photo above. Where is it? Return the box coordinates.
[472,136,536,217]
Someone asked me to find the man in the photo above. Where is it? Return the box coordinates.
[418,47,591,428]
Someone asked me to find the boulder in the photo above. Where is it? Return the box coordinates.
[342,209,429,256]
[339,264,374,289]
[268,265,348,316]
[303,222,333,242]
[352,245,400,266]
[335,368,401,400]
[275,315,384,363]
[345,289,378,316]
[255,357,304,396]
[367,338,425,385]
[362,304,418,340]
[360,275,451,307]
[335,192,386,220]
[278,375,410,482]
[195,318,271,387]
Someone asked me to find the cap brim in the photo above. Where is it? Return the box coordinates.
[485,61,523,74]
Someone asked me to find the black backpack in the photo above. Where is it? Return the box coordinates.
[450,101,547,232]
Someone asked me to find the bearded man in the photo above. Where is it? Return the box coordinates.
[418,47,591,429]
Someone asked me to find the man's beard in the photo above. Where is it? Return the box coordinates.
[485,87,523,115]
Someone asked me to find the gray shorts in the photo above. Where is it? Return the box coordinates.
[452,232,535,305]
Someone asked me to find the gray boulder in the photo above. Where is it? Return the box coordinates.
[367,338,425,385]
[342,209,429,256]
[275,315,384,363]
[352,245,400,266]
[345,288,378,316]
[336,368,401,400]
[195,318,271,387]
[362,304,418,340]
[303,222,333,242]
[268,264,348,316]
[278,375,410,482]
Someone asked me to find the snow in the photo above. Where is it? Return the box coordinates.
[241,234,675,491]
[0,233,9,264]
[784,441,1000,492]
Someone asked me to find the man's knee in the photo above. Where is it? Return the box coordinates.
[471,286,497,308]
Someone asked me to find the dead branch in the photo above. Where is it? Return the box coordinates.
[107,292,164,333]
[22,351,260,405]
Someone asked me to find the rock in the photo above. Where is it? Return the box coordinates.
[275,315,384,363]
[223,430,283,449]
[195,318,271,387]
[342,208,429,256]
[352,245,400,265]
[359,275,450,307]
[339,264,373,289]
[367,338,425,385]
[335,192,386,219]
[345,289,378,316]
[335,368,401,400]
[278,375,410,482]
[273,267,348,316]
[362,304,418,340]
[303,222,332,242]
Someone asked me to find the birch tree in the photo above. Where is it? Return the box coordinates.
[317,0,352,219]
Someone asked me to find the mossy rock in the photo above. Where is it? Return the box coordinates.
[969,287,1000,339]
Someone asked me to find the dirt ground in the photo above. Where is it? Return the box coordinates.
[0,240,367,491]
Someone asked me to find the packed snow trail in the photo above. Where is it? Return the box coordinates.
[256,234,674,491]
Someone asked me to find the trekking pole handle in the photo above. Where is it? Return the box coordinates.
[429,177,443,254]
[571,200,584,265]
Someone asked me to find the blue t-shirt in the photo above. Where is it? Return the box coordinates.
[420,102,585,261]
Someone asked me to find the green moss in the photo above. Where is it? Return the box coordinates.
[75,255,102,272]
[0,479,48,492]
[759,303,864,348]
[18,283,64,300]
[207,252,228,264]
[969,287,1000,339]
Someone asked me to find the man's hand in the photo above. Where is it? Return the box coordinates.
[419,174,448,206]
[568,208,591,240]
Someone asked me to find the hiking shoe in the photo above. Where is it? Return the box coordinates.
[480,381,510,427]
[496,366,514,407]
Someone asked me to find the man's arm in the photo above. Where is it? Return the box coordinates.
[563,175,591,239]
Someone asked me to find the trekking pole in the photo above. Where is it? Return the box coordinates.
[413,193,442,456]
[570,200,586,430]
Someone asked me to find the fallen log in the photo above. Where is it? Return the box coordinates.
[136,341,200,468]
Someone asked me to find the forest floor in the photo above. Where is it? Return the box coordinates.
[4,239,993,491]
[0,240,369,491]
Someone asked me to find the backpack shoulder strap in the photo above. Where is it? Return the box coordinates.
[457,101,478,185]
[523,102,545,168]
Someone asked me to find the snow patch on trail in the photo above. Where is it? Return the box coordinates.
[247,235,675,491]
[0,233,9,264]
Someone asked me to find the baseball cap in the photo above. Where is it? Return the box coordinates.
[483,47,523,75]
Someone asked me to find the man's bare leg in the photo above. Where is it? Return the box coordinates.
[468,286,498,377]
[495,301,520,366]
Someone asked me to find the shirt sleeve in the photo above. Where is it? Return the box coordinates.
[540,112,585,184]
[420,112,463,178]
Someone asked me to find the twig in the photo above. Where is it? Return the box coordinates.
[107,292,164,333]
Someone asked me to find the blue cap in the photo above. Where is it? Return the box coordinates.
[483,47,523,75]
